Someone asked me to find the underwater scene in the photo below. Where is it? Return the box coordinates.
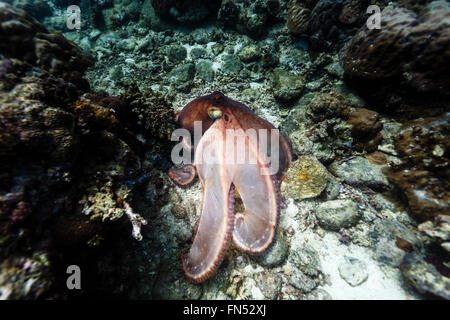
[0,0,449,301]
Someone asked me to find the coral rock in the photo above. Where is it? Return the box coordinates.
[281,155,329,200]
[342,6,450,94]
[316,199,360,231]
[383,112,449,220]
[339,0,366,25]
[0,2,94,89]
[306,0,343,37]
[272,68,305,102]
[329,156,390,190]
[286,0,311,35]
[347,108,383,152]
[400,252,450,299]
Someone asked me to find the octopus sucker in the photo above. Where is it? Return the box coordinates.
[168,92,293,283]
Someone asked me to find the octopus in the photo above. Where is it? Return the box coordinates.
[168,91,293,283]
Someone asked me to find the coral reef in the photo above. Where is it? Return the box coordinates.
[0,2,170,298]
[0,2,94,89]
[286,0,311,35]
[0,70,151,297]
[383,113,449,221]
[342,5,450,94]
[347,108,383,152]
[339,0,367,25]
[283,91,353,164]
[218,0,281,38]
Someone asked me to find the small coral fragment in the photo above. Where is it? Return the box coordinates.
[123,201,147,241]
[281,155,328,200]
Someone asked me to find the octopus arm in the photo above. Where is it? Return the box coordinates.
[230,129,279,254]
[182,119,235,283]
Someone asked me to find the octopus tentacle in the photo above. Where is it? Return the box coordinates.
[182,119,235,283]
[232,167,280,254]
[182,184,235,283]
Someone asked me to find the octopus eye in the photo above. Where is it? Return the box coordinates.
[208,108,222,120]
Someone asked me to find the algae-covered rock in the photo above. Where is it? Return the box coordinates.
[238,44,261,63]
[418,215,450,251]
[289,245,321,278]
[370,219,421,267]
[329,156,390,190]
[254,271,283,299]
[272,68,305,102]
[166,45,187,63]
[168,63,196,84]
[217,0,279,39]
[221,54,243,74]
[190,47,207,60]
[290,271,318,293]
[254,230,289,267]
[281,155,329,200]
[211,43,224,56]
[304,288,332,300]
[383,113,450,221]
[315,199,360,231]
[400,252,450,299]
[195,60,215,82]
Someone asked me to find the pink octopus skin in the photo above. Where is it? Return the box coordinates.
[168,92,293,283]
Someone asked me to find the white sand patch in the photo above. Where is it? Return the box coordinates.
[280,200,420,300]
[250,82,263,89]
[316,233,417,300]
[212,60,223,72]
[181,43,199,61]
[206,41,217,52]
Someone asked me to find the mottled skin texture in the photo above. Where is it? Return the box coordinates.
[169,92,293,283]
